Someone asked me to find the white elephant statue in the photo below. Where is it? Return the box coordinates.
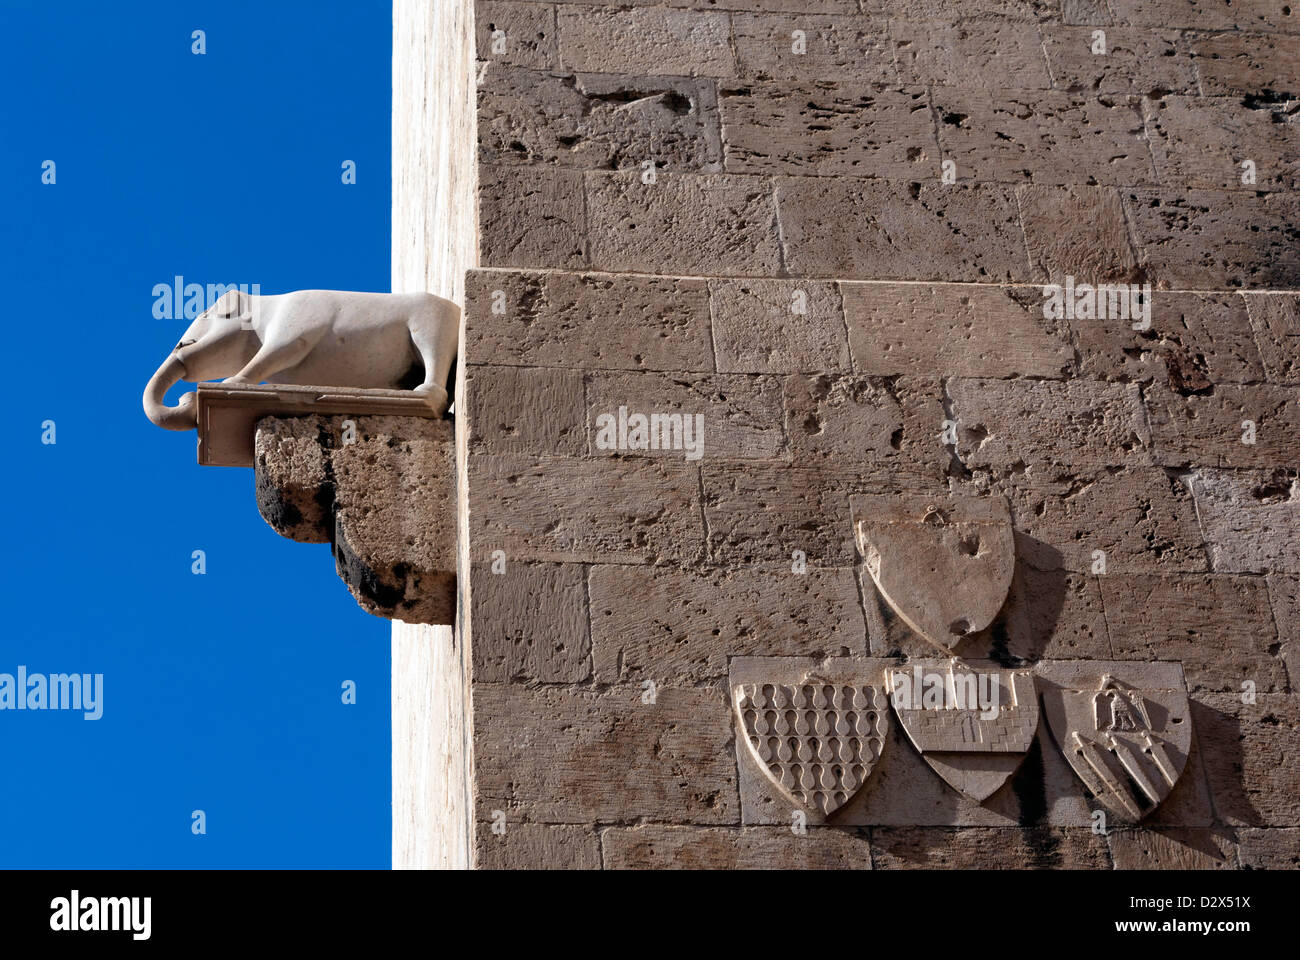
[144,289,459,430]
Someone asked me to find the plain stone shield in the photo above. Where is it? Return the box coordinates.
[852,494,1015,652]
[732,665,890,819]
[1038,662,1192,823]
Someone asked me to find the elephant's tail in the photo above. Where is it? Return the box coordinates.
[143,354,198,430]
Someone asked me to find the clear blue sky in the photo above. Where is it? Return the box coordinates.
[0,0,393,867]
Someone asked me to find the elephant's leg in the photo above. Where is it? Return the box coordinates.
[224,336,313,385]
[409,320,455,414]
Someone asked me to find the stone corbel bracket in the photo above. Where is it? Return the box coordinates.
[198,383,456,625]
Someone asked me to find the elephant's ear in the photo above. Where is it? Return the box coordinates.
[211,289,245,318]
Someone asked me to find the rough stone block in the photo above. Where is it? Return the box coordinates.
[586,171,783,275]
[470,453,706,564]
[587,563,866,682]
[731,14,896,83]
[476,1,558,68]
[999,468,1207,574]
[1108,828,1238,869]
[556,7,736,76]
[1042,28,1197,95]
[1192,693,1300,827]
[478,164,587,269]
[1072,291,1264,387]
[719,81,935,177]
[869,828,1112,869]
[882,0,1049,20]
[784,374,952,474]
[1123,187,1300,289]
[930,90,1155,186]
[1237,827,1300,868]
[709,279,851,374]
[466,364,585,456]
[1266,574,1300,691]
[948,377,1152,471]
[997,565,1113,661]
[256,415,457,625]
[1144,95,1300,191]
[1017,185,1140,282]
[586,370,787,460]
[478,65,722,172]
[1146,382,1300,469]
[465,268,715,372]
[471,560,592,683]
[1192,33,1300,97]
[1188,468,1300,574]
[1242,292,1300,385]
[702,461,941,566]
[475,823,602,869]
[842,282,1072,378]
[1099,574,1286,694]
[777,178,1033,282]
[602,824,873,868]
[473,682,740,823]
[892,19,1052,90]
[1106,0,1300,33]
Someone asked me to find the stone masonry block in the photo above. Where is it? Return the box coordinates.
[466,364,585,456]
[586,171,783,275]
[475,822,601,869]
[1072,291,1264,387]
[1144,95,1300,192]
[473,681,740,823]
[1192,32,1300,97]
[556,7,737,76]
[930,89,1156,187]
[1100,574,1286,694]
[476,1,558,68]
[470,560,591,683]
[731,14,896,83]
[842,281,1072,378]
[1188,468,1300,574]
[948,377,1152,471]
[1123,188,1300,289]
[709,279,851,374]
[465,268,715,372]
[1242,292,1300,385]
[777,178,1033,282]
[470,453,705,563]
[1193,693,1300,826]
[602,824,873,868]
[1017,184,1140,282]
[719,81,936,178]
[478,65,722,172]
[1146,382,1300,469]
[1041,27,1198,95]
[588,562,867,682]
[586,370,787,460]
[892,19,1052,90]
[478,164,587,269]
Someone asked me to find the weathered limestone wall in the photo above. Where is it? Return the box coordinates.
[392,0,478,869]
[462,0,1300,867]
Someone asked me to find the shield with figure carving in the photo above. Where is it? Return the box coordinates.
[731,659,890,818]
[1039,662,1192,823]
[852,494,1016,653]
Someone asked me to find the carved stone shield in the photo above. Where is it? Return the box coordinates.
[1039,662,1192,823]
[732,663,890,818]
[888,659,1039,802]
[852,494,1015,652]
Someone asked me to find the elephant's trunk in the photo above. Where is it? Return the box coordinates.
[143,354,198,430]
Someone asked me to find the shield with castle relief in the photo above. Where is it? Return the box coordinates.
[852,494,1015,653]
[731,658,890,819]
[888,659,1039,802]
[1039,662,1192,823]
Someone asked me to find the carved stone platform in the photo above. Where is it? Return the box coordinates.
[196,382,443,467]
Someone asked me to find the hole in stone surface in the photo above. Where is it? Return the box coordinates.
[949,619,970,635]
